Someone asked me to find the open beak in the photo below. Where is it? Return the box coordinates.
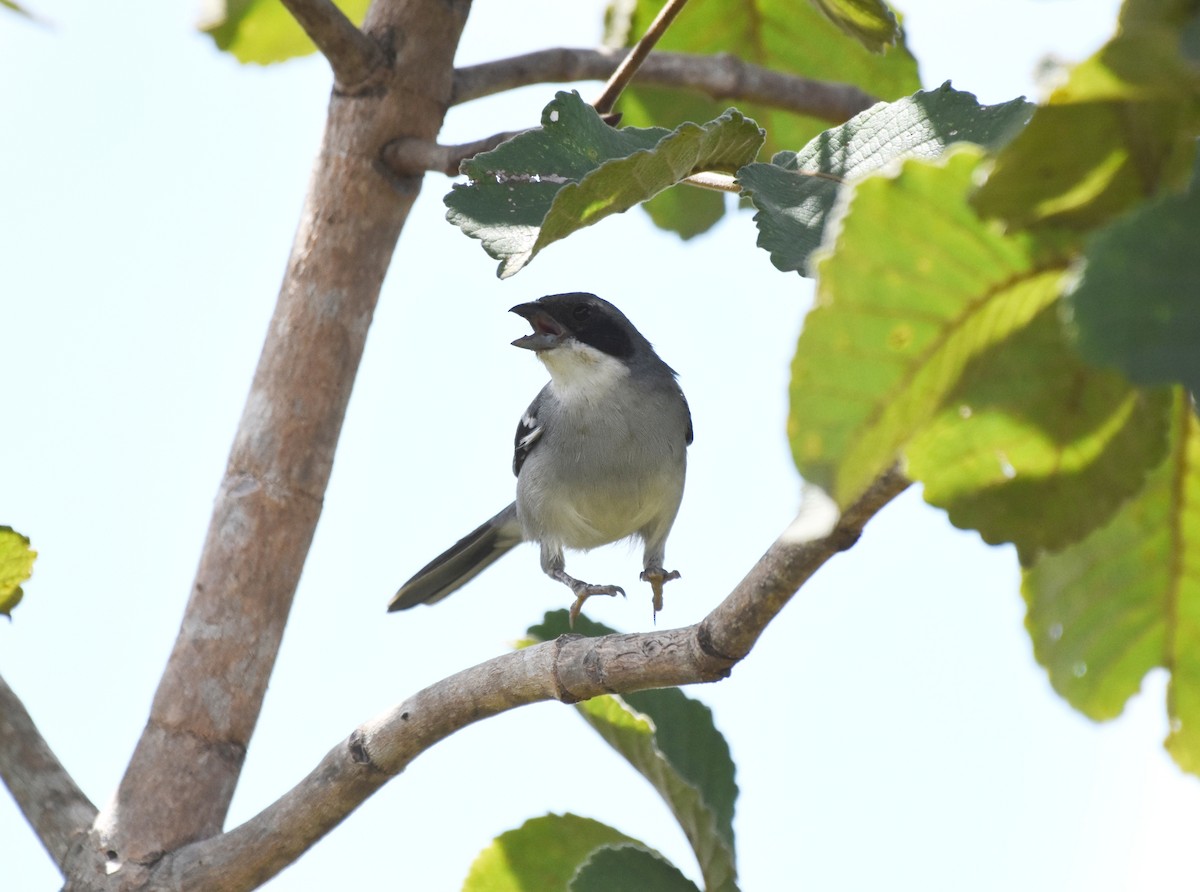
[510,302,569,352]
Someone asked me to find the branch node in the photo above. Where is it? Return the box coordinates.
[348,730,371,765]
[552,634,585,704]
[696,621,742,665]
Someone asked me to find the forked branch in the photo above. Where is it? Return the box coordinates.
[280,0,387,92]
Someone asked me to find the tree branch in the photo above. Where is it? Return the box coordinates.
[384,47,876,179]
[280,0,387,93]
[453,48,878,123]
[145,471,910,892]
[384,129,532,177]
[593,0,692,115]
[703,469,910,660]
[0,672,97,873]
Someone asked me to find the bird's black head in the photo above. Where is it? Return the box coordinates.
[510,292,636,360]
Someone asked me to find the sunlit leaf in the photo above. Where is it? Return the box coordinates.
[1023,390,1200,774]
[791,147,1069,506]
[809,0,900,53]
[907,306,1172,560]
[974,1,1200,230]
[200,0,371,65]
[0,527,36,617]
[462,814,639,892]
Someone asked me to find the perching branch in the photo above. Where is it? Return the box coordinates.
[703,469,910,660]
[593,0,692,115]
[0,672,97,873]
[143,471,910,892]
[453,48,877,122]
[280,0,387,93]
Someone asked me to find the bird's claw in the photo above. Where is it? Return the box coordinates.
[567,583,626,627]
[640,568,681,618]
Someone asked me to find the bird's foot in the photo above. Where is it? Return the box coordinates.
[552,570,626,627]
[640,568,681,618]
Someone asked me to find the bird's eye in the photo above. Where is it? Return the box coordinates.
[572,305,590,321]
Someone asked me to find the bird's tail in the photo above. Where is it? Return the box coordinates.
[388,503,522,611]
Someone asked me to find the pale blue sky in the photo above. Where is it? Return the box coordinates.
[6,1,1196,890]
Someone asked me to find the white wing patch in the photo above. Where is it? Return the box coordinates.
[513,412,544,476]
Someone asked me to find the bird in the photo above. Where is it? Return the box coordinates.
[389,291,692,625]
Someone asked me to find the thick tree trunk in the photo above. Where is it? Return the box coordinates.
[67,1,472,887]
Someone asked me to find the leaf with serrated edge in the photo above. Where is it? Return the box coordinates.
[527,109,763,274]
[462,813,639,892]
[444,91,762,278]
[571,844,701,892]
[740,83,1033,276]
[0,527,36,617]
[907,306,1172,561]
[792,147,1068,507]
[1023,390,1200,775]
[577,694,739,892]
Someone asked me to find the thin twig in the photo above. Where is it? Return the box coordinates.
[387,46,879,179]
[280,0,386,92]
[0,672,97,872]
[593,0,692,115]
[683,172,741,192]
[147,471,910,891]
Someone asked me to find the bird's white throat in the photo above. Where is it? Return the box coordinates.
[539,340,630,405]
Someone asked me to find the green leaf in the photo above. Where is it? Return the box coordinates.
[604,0,920,235]
[571,844,700,892]
[200,0,370,65]
[1068,155,1200,394]
[1022,390,1200,774]
[444,91,763,278]
[740,83,1033,276]
[462,813,639,892]
[642,186,727,241]
[973,1,1200,230]
[0,527,36,617]
[809,0,900,53]
[906,306,1172,560]
[577,693,739,892]
[791,147,1069,507]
